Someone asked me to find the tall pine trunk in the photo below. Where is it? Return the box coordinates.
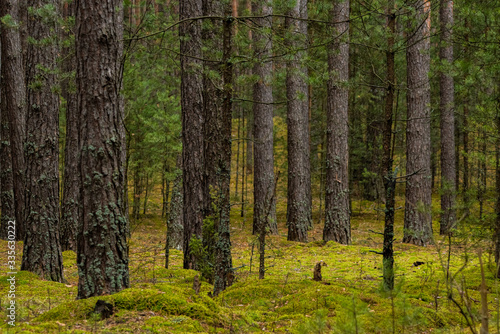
[0,0,27,241]
[382,0,396,291]
[403,0,433,246]
[0,61,15,240]
[439,0,456,235]
[213,11,234,296]
[252,0,277,236]
[60,0,79,251]
[180,0,204,270]
[324,0,350,245]
[166,156,183,269]
[286,0,311,242]
[21,0,64,282]
[76,0,129,298]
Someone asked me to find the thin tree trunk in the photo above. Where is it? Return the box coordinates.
[241,113,246,217]
[133,164,142,220]
[252,0,277,236]
[235,107,241,198]
[246,112,254,175]
[76,0,129,298]
[180,0,204,270]
[479,131,487,220]
[403,0,433,246]
[143,171,151,215]
[60,0,79,251]
[166,156,183,269]
[324,0,350,245]
[439,0,456,235]
[213,10,234,296]
[382,0,396,291]
[286,0,311,242]
[0,0,27,242]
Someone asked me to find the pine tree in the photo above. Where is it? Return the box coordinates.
[403,0,433,246]
[439,0,456,235]
[324,0,350,245]
[0,0,27,241]
[252,0,277,236]
[75,0,129,298]
[21,0,64,282]
[286,0,311,242]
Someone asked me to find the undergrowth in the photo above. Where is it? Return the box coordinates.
[0,192,497,333]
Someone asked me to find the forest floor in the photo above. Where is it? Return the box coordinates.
[0,189,496,333]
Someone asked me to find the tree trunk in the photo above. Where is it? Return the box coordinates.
[286,0,311,242]
[0,0,27,242]
[132,163,143,220]
[166,156,183,269]
[60,0,79,251]
[252,1,277,236]
[0,62,15,240]
[143,171,151,215]
[403,0,433,246]
[246,112,253,175]
[180,0,204,270]
[21,0,64,282]
[76,0,129,299]
[202,0,222,221]
[213,11,234,296]
[382,0,396,291]
[323,0,350,245]
[439,0,456,235]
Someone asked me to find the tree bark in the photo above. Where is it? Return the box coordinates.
[252,0,277,236]
[403,0,433,246]
[166,156,183,269]
[21,0,63,282]
[60,0,79,251]
[286,0,311,242]
[213,10,234,296]
[382,0,396,291]
[180,0,204,270]
[324,0,350,245]
[439,0,456,235]
[0,0,27,241]
[0,59,15,240]
[76,0,129,298]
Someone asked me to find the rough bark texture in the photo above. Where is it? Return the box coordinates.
[21,0,64,282]
[202,0,222,222]
[213,11,234,296]
[252,0,277,236]
[76,0,129,299]
[0,0,27,241]
[382,0,396,291]
[286,0,311,243]
[60,0,79,251]
[403,0,433,246]
[324,0,350,245]
[439,0,456,235]
[0,61,15,240]
[165,158,183,269]
[180,0,204,270]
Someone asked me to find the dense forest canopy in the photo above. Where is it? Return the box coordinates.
[0,0,499,332]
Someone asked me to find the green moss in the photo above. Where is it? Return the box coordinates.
[37,286,222,326]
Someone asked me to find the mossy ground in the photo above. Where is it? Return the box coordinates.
[1,192,497,333]
[0,118,497,332]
